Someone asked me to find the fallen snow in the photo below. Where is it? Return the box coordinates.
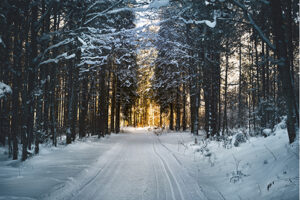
[157,121,299,199]
[0,123,298,200]
[0,136,114,200]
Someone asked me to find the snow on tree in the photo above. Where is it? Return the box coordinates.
[0,82,12,99]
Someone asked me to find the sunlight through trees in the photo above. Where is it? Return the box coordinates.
[0,0,298,162]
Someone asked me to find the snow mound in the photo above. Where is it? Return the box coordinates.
[233,132,247,147]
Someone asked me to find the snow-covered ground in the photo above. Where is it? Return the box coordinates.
[0,124,298,200]
[157,124,299,200]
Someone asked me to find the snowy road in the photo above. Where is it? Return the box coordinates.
[45,129,206,200]
[0,126,298,200]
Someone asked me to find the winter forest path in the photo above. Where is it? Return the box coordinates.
[0,127,298,200]
[0,128,209,200]
[44,128,207,200]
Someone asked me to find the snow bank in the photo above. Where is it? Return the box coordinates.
[0,135,115,199]
[158,120,299,200]
[121,126,153,134]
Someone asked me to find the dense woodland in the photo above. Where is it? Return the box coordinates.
[0,0,298,161]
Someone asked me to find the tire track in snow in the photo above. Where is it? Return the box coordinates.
[152,158,160,200]
[74,141,126,199]
[80,134,156,200]
[43,141,124,200]
[157,137,183,166]
[152,140,185,200]
[156,135,211,200]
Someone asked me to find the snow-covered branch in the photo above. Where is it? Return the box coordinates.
[39,53,75,66]
[0,36,6,48]
[230,0,276,50]
[179,14,217,28]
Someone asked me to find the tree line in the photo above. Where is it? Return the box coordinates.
[0,0,139,161]
[0,0,298,162]
[152,0,298,142]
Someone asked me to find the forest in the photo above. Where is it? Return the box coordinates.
[0,0,298,161]
[0,0,299,199]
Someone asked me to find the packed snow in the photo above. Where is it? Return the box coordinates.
[0,122,298,200]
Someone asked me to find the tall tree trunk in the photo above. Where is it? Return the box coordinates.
[251,39,256,133]
[238,42,242,127]
[203,76,210,136]
[286,0,299,123]
[27,2,38,150]
[42,4,51,137]
[71,64,79,141]
[66,62,74,144]
[115,78,121,133]
[111,73,116,132]
[50,4,59,146]
[182,83,187,131]
[270,0,297,143]
[211,53,220,137]
[248,43,252,134]
[222,46,229,135]
[175,87,181,131]
[11,14,22,159]
[21,1,30,161]
[79,76,88,138]
[261,42,267,129]
[159,106,162,128]
[105,70,110,134]
[190,87,195,133]
[262,42,266,99]
[193,87,199,136]
[266,44,270,98]
[169,103,174,130]
[98,68,106,137]
[254,35,260,101]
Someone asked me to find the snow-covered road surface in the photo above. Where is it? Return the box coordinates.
[0,125,298,200]
[44,129,206,200]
